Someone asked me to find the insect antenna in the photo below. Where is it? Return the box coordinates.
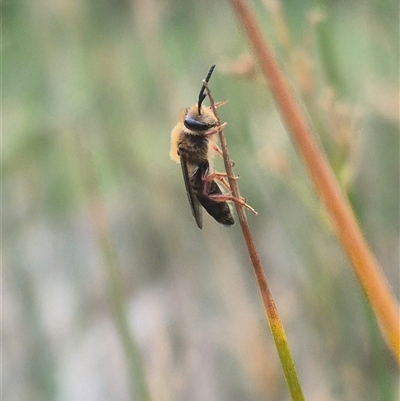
[197,64,216,114]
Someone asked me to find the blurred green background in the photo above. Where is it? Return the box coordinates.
[4,0,399,400]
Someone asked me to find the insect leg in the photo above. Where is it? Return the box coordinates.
[200,174,257,216]
[211,143,223,158]
[203,171,239,191]
[206,193,258,215]
[214,99,229,109]
[203,122,228,137]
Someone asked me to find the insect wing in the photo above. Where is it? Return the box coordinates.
[179,152,203,229]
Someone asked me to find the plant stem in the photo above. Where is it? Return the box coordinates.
[74,134,153,401]
[229,0,400,361]
[203,82,305,401]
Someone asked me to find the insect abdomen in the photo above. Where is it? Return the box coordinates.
[197,181,234,226]
[191,162,234,226]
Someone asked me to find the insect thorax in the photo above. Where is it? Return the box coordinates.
[178,132,209,165]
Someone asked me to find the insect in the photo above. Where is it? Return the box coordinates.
[170,65,240,229]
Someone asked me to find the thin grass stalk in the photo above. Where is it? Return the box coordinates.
[203,83,305,401]
[228,0,400,361]
[74,133,153,401]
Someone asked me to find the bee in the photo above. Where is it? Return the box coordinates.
[170,65,235,229]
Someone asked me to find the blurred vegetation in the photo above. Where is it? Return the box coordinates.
[4,0,399,401]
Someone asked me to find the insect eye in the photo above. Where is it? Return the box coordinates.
[184,117,209,131]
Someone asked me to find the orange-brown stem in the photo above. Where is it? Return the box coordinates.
[229,0,400,361]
